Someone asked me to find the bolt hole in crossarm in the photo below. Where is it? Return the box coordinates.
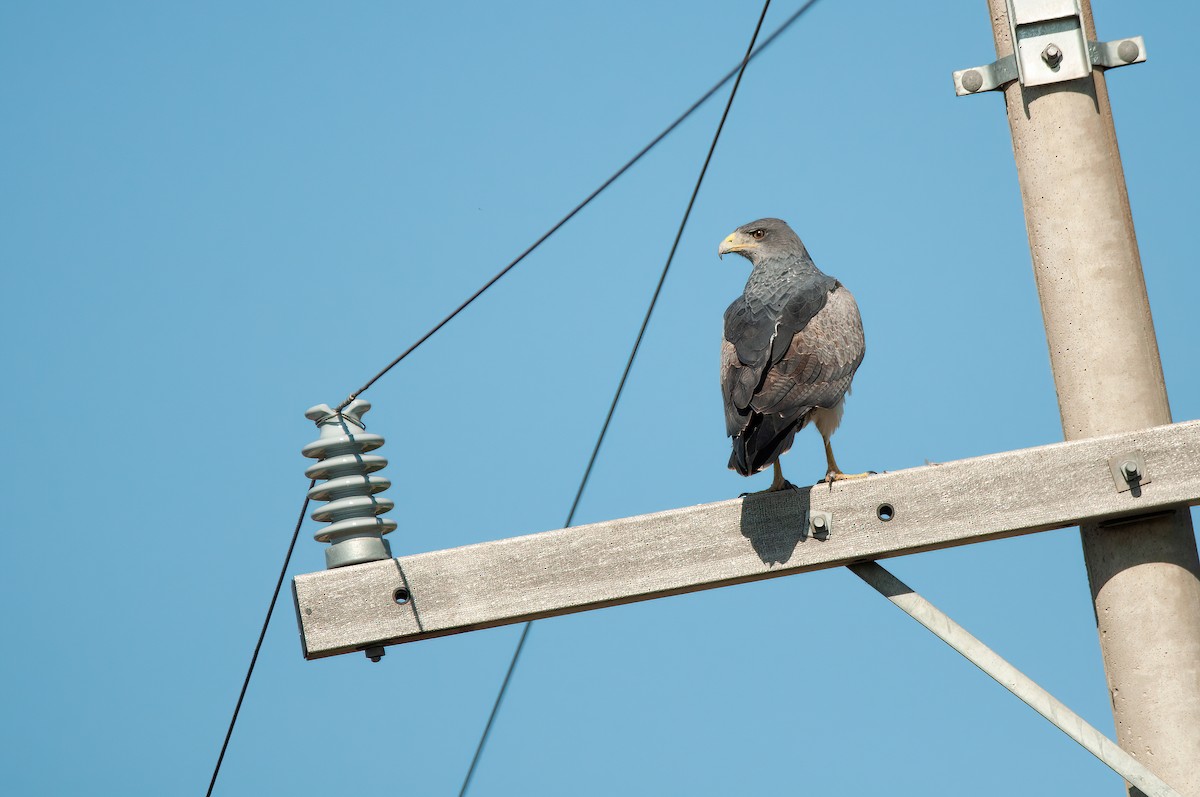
[393,587,411,605]
[877,503,895,522]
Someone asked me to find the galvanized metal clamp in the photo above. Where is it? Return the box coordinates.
[952,0,1145,96]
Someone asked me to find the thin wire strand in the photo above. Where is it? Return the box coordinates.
[208,3,824,793]
[337,0,823,411]
[205,481,315,797]
[456,3,783,794]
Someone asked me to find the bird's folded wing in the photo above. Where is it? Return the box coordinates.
[752,283,864,417]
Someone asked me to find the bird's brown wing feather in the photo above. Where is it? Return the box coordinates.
[720,337,758,437]
[723,284,864,474]
[751,284,864,417]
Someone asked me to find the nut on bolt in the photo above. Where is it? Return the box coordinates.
[1120,460,1141,481]
[1042,43,1063,68]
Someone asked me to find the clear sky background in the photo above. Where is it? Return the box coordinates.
[3,1,1198,795]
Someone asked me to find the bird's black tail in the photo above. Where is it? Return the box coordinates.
[729,412,804,476]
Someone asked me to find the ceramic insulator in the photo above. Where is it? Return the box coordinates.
[302,399,397,568]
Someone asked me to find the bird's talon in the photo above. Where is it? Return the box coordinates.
[740,479,800,498]
[823,469,876,483]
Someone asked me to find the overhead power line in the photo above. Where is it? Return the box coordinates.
[337,0,825,411]
[206,484,315,797]
[207,2,824,793]
[456,1,795,794]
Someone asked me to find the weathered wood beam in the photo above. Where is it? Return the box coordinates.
[293,420,1200,660]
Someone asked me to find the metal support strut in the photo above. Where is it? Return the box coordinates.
[849,562,1180,797]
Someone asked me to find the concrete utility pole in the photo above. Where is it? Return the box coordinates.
[982,1,1200,793]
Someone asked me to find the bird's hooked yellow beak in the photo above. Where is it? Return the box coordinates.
[718,233,752,258]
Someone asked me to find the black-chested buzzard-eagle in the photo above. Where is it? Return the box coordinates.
[719,217,868,491]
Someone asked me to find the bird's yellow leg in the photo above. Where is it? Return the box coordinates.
[769,461,790,492]
[740,461,796,497]
[823,437,873,482]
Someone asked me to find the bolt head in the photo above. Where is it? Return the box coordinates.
[1120,460,1141,480]
[961,70,984,93]
[1042,43,1063,67]
[1117,40,1140,63]
[812,515,826,530]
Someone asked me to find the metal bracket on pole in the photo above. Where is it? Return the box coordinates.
[952,0,1145,96]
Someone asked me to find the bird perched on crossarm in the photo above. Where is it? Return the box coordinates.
[719,218,868,491]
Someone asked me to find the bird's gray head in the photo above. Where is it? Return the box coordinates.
[717,218,807,266]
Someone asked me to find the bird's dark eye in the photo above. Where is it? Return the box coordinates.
[752,229,765,240]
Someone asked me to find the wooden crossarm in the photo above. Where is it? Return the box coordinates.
[293,420,1200,660]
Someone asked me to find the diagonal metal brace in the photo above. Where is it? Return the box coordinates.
[849,561,1181,797]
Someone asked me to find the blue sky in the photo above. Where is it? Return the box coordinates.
[3,1,1198,795]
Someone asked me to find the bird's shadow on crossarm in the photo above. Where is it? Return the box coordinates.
[738,487,813,566]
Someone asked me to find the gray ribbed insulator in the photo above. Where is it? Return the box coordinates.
[302,399,397,569]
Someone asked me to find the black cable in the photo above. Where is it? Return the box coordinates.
[456,2,787,793]
[208,4,824,794]
[337,0,823,412]
[205,481,315,797]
